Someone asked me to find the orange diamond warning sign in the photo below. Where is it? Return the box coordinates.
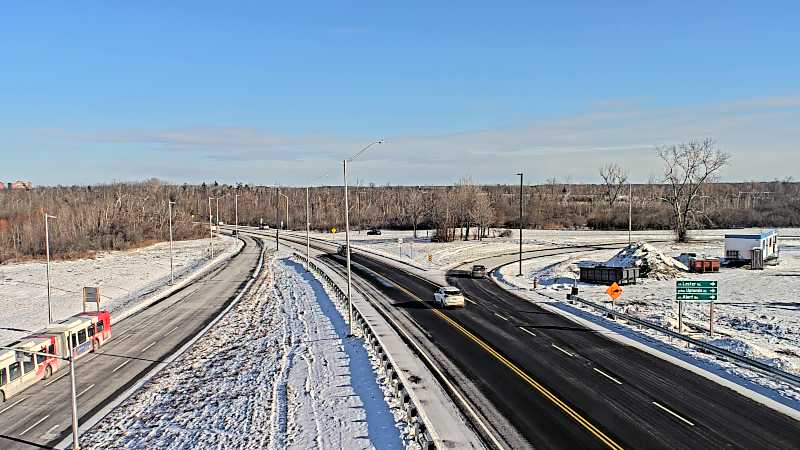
[606,282,623,300]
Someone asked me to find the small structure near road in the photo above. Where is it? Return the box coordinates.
[579,263,640,285]
[724,229,779,267]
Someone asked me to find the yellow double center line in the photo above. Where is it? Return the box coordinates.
[390,280,624,450]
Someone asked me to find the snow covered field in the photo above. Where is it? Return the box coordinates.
[81,255,409,450]
[494,230,800,402]
[0,236,238,345]
[306,228,681,270]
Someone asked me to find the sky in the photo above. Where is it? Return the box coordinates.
[2,1,799,186]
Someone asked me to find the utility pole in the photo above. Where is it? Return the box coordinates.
[306,186,311,271]
[168,200,175,285]
[275,188,280,250]
[344,159,354,336]
[234,193,240,235]
[44,212,57,323]
[208,197,215,258]
[517,173,523,277]
[628,183,633,245]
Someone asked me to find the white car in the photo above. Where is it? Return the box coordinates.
[434,286,466,308]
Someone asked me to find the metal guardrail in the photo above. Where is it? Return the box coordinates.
[563,292,800,388]
[293,252,437,450]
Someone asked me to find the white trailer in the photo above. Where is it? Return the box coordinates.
[724,229,779,264]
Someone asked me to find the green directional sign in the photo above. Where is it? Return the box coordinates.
[676,280,718,302]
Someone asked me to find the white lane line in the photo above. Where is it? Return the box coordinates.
[139,342,156,354]
[0,397,26,414]
[519,327,537,337]
[113,334,133,344]
[464,298,476,305]
[85,354,98,362]
[163,326,179,337]
[593,367,623,385]
[19,415,49,436]
[112,360,131,373]
[76,384,95,399]
[45,374,68,387]
[551,343,574,357]
[494,313,508,321]
[652,401,695,426]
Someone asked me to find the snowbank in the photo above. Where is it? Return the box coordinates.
[603,242,689,279]
[81,255,408,449]
[0,236,238,345]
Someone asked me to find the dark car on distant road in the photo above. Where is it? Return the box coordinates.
[367,229,382,235]
[337,245,348,257]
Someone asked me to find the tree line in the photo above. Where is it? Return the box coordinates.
[2,141,799,262]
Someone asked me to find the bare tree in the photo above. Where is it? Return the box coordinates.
[599,163,628,207]
[470,192,494,240]
[405,189,426,238]
[657,139,730,242]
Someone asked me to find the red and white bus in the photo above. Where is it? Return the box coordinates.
[0,335,60,403]
[1,310,111,402]
[46,310,112,360]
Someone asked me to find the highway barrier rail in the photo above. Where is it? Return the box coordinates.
[562,292,800,388]
[294,252,439,450]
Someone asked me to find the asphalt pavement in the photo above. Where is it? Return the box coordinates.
[0,235,262,449]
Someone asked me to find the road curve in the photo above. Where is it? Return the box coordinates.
[0,235,263,450]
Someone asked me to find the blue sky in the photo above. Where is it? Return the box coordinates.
[2,2,799,186]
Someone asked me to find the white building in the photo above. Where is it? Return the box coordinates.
[724,229,779,264]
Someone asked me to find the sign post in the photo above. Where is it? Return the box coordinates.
[676,280,718,336]
[82,286,101,313]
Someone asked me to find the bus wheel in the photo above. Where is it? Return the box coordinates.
[43,365,53,380]
[1,391,5,403]
[91,340,98,353]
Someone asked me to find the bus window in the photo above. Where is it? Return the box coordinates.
[97,321,105,333]
[71,334,78,348]
[36,353,45,365]
[0,368,6,386]
[48,344,55,355]
[78,329,87,344]
[9,362,21,381]
[88,324,95,337]
[23,357,34,374]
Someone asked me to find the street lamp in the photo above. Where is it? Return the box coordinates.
[234,193,240,235]
[516,173,523,277]
[44,212,57,324]
[208,197,216,258]
[305,187,311,271]
[344,139,383,336]
[279,192,289,230]
[168,200,176,285]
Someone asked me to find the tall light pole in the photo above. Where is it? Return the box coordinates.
[516,173,523,277]
[628,184,633,245]
[344,139,383,336]
[44,212,57,324]
[279,193,289,230]
[208,197,216,258]
[215,196,221,226]
[234,193,240,235]
[306,186,311,271]
[168,200,176,285]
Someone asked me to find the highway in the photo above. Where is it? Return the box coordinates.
[0,235,262,449]
[250,228,800,449]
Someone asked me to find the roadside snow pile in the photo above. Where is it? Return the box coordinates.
[704,337,798,373]
[81,255,408,450]
[605,242,688,279]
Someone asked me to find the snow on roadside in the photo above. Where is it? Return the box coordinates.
[0,236,238,345]
[81,254,409,450]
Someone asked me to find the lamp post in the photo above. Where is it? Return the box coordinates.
[234,193,240,235]
[44,212,57,324]
[344,139,383,336]
[208,197,216,258]
[168,200,176,285]
[628,184,633,246]
[516,173,523,277]
[279,193,289,230]
[306,187,311,271]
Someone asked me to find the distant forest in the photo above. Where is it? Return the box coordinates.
[1,178,798,262]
